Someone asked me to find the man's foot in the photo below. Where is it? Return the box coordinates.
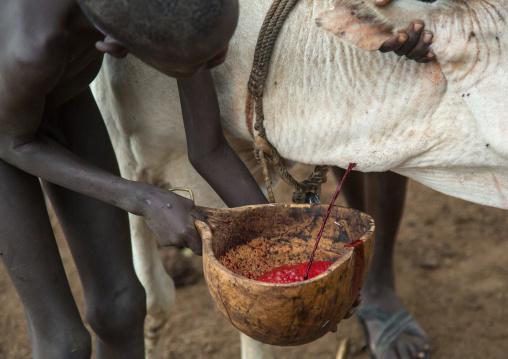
[357,289,430,359]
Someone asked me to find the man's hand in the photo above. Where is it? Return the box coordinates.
[374,0,435,63]
[137,182,204,255]
[375,0,393,6]
[380,20,435,63]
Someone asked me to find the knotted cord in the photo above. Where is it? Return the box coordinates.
[246,0,329,204]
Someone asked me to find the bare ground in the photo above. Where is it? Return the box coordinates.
[1,174,507,359]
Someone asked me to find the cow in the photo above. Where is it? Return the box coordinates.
[91,0,508,358]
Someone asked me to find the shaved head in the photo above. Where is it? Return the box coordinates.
[78,0,238,58]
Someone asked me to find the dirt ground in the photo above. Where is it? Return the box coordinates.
[1,173,507,359]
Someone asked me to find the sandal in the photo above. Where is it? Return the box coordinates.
[356,305,430,359]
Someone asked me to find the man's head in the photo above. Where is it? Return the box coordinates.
[78,0,239,77]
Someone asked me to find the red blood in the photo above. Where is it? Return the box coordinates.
[345,240,363,248]
[256,261,333,284]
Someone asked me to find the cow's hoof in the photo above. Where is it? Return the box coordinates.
[158,247,202,287]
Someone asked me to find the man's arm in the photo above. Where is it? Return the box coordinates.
[179,71,366,323]
[178,70,268,208]
[0,60,203,254]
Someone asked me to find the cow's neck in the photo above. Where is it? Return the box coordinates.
[433,1,508,159]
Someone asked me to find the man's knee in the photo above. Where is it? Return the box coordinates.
[85,282,147,341]
[37,329,92,359]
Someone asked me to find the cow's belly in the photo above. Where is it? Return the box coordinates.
[259,63,508,208]
[261,79,505,172]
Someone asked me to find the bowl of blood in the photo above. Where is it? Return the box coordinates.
[195,203,375,346]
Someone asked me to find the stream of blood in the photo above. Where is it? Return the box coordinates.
[256,163,357,283]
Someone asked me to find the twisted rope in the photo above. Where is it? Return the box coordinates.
[247,0,329,204]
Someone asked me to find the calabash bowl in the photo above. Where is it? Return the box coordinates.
[196,203,375,346]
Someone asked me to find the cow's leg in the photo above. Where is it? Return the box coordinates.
[130,214,176,359]
[91,63,176,359]
[241,334,275,359]
[334,168,429,359]
[115,167,176,359]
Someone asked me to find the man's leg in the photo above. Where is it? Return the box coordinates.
[333,168,429,359]
[0,159,91,359]
[42,87,146,358]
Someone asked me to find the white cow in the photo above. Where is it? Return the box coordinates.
[91,0,508,358]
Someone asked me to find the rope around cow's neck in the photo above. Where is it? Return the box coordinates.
[246,0,329,204]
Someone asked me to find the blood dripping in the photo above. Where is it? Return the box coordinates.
[254,163,358,284]
[304,163,357,279]
[256,261,333,284]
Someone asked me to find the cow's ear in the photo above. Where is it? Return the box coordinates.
[316,5,394,51]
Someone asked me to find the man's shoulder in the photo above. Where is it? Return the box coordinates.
[1,30,67,98]
[2,0,70,85]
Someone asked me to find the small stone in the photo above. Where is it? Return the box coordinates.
[419,255,440,270]
[406,220,417,227]
[203,343,217,354]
